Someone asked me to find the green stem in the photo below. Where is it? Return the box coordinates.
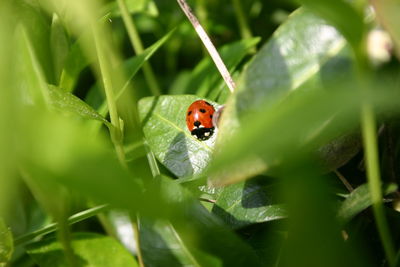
[117,0,161,96]
[14,205,109,246]
[132,217,145,267]
[232,0,253,40]
[361,103,395,266]
[356,47,395,266]
[92,25,126,166]
[57,217,77,267]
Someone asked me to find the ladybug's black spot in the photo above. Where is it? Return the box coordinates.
[194,121,201,127]
[205,101,212,106]
[187,111,192,116]
[199,108,206,113]
[209,115,213,118]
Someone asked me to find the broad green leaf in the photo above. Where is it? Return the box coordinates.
[50,13,70,84]
[212,178,287,229]
[371,0,400,59]
[210,9,361,185]
[27,233,138,267]
[170,38,260,99]
[234,8,352,115]
[294,1,365,49]
[337,183,397,224]
[48,85,109,127]
[0,218,13,267]
[139,95,221,178]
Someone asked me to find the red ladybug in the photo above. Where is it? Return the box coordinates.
[186,100,215,140]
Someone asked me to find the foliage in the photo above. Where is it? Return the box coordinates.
[1,0,400,266]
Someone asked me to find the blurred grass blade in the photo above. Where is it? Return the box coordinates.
[102,0,159,18]
[27,233,139,267]
[210,88,361,185]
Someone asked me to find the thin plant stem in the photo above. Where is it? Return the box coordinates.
[132,218,145,267]
[117,0,161,96]
[92,26,126,167]
[356,48,395,266]
[334,170,354,192]
[177,0,236,93]
[360,102,395,266]
[231,0,253,40]
[57,217,77,267]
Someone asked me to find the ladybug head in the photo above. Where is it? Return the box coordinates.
[191,127,215,141]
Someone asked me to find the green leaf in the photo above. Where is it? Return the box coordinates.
[337,183,397,224]
[50,13,70,84]
[27,233,138,267]
[139,95,221,178]
[210,8,361,185]
[48,85,109,126]
[212,178,287,229]
[294,1,365,49]
[235,8,352,115]
[0,218,13,267]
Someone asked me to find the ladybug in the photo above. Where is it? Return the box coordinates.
[186,100,215,140]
